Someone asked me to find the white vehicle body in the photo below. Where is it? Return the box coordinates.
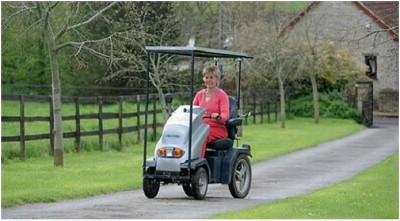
[153,106,209,172]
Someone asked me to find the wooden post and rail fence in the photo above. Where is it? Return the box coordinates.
[1,91,289,160]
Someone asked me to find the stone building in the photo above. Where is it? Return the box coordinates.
[281,1,399,114]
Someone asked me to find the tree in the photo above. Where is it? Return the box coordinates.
[292,13,366,124]
[287,13,326,124]
[2,2,118,166]
[102,2,181,121]
[175,2,220,48]
[234,3,300,128]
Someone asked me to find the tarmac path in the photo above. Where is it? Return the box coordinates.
[2,117,398,219]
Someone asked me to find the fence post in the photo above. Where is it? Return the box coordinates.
[49,96,54,156]
[252,93,256,124]
[98,96,103,151]
[260,101,264,124]
[152,95,157,141]
[287,95,291,118]
[75,97,81,152]
[275,100,278,122]
[118,96,123,151]
[267,101,271,123]
[136,95,141,142]
[19,95,26,160]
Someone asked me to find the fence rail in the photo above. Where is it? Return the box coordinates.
[2,94,164,159]
[2,91,288,160]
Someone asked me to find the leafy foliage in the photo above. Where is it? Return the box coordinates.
[1,2,308,96]
[290,93,360,121]
[1,4,51,95]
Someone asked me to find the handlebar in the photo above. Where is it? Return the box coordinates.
[203,115,221,120]
[203,112,251,120]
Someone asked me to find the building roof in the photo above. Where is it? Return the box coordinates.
[281,1,399,41]
[355,1,398,40]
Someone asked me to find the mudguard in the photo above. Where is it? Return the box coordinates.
[221,146,251,184]
[181,158,211,181]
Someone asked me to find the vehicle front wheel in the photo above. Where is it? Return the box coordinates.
[143,178,160,199]
[191,167,208,200]
[228,154,252,198]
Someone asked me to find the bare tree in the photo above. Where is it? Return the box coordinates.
[2,2,118,166]
[290,9,368,124]
[234,5,300,128]
[102,2,181,122]
[288,13,327,124]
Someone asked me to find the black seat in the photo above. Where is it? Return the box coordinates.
[226,96,242,140]
[207,138,232,150]
[207,96,242,151]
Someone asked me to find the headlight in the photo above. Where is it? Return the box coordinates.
[173,148,184,158]
[158,148,167,157]
[157,147,185,158]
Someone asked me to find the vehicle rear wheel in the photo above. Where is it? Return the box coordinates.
[182,182,193,197]
[143,178,160,199]
[191,167,208,200]
[228,154,251,198]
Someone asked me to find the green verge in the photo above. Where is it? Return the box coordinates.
[2,117,364,207]
[212,153,399,219]
[245,117,364,163]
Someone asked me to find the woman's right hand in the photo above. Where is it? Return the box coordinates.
[210,113,220,120]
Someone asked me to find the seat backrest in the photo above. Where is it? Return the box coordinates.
[228,96,237,119]
[227,96,238,140]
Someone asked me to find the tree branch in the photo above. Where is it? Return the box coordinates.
[55,34,113,51]
[54,2,75,40]
[355,26,399,41]
[66,2,117,31]
[1,3,34,30]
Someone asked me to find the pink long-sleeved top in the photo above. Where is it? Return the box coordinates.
[193,88,229,146]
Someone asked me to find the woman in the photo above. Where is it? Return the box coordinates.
[193,66,230,157]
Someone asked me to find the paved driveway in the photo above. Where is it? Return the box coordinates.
[2,117,398,219]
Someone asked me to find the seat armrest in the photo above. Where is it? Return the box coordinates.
[227,118,242,127]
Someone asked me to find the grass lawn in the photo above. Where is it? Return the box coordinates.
[211,153,399,219]
[1,117,364,207]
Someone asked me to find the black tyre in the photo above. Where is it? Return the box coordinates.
[182,182,193,197]
[143,178,160,199]
[191,167,208,200]
[228,154,252,198]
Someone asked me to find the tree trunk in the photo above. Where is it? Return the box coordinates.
[148,66,170,124]
[277,68,286,128]
[157,88,169,124]
[309,72,319,124]
[46,26,64,166]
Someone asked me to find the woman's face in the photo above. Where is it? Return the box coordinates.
[204,72,218,89]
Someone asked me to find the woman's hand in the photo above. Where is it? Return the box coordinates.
[211,113,221,120]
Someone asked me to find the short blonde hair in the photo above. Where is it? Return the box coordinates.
[202,66,221,80]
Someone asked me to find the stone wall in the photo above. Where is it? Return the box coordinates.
[379,88,399,114]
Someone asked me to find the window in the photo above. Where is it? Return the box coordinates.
[365,55,377,79]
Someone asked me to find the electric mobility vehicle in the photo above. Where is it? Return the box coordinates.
[142,46,252,200]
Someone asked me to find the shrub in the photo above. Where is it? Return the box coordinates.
[290,93,360,121]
